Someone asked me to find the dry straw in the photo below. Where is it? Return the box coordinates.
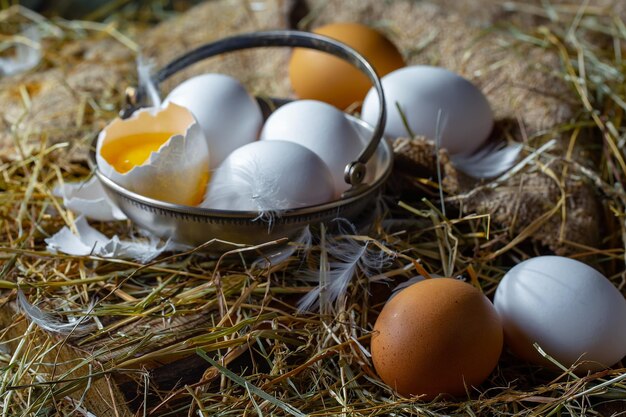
[1,1,626,416]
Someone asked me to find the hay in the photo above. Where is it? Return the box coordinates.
[0,0,293,163]
[0,9,136,162]
[1,1,626,416]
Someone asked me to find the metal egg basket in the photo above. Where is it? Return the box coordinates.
[89,30,393,250]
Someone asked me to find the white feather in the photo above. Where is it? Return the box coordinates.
[17,289,95,336]
[297,220,392,313]
[136,55,161,107]
[452,142,523,179]
[203,159,290,228]
[435,108,447,216]
[252,226,313,269]
[0,25,41,77]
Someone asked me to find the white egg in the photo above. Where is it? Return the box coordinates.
[494,256,626,372]
[260,100,363,195]
[362,65,493,155]
[96,103,210,206]
[201,140,335,211]
[163,73,263,168]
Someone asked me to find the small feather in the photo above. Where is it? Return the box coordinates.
[452,142,523,179]
[297,220,392,313]
[434,108,448,216]
[0,25,41,77]
[203,159,290,228]
[17,289,95,336]
[252,226,313,269]
[137,55,161,107]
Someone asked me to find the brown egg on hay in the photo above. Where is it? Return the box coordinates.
[289,22,405,109]
[371,278,503,399]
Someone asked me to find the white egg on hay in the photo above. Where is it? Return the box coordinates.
[494,256,626,372]
[201,140,335,213]
[96,102,210,206]
[362,65,525,179]
[362,65,494,156]
[163,73,263,169]
[260,100,364,195]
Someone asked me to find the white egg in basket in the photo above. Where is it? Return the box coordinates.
[260,100,364,195]
[163,73,263,169]
[201,140,335,211]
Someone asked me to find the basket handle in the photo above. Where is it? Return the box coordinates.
[122,30,387,192]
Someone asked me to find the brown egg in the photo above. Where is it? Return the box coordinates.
[371,278,503,399]
[289,22,405,109]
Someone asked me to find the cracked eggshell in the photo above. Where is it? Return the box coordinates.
[96,103,210,206]
[201,140,335,212]
[260,100,363,195]
[362,66,493,155]
[163,73,263,168]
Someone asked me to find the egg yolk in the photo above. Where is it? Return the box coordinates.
[100,132,176,174]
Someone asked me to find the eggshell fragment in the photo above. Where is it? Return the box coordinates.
[371,278,503,399]
[260,100,363,194]
[163,73,263,168]
[362,66,493,155]
[201,140,335,211]
[96,103,210,206]
[289,22,405,109]
[494,256,626,372]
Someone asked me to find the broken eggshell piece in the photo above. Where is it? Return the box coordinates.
[96,102,210,206]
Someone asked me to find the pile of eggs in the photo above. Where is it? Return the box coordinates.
[96,77,362,212]
[371,256,626,399]
[94,23,626,400]
[97,22,496,213]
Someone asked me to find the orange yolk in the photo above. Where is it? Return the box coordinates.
[101,132,176,173]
